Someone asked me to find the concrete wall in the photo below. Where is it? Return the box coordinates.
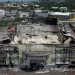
[16,44,56,64]
[0,44,72,66]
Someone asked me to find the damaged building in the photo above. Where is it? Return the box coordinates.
[0,13,74,45]
[14,24,60,44]
[0,31,11,44]
[6,17,60,44]
[4,15,74,45]
[0,44,75,70]
[0,45,19,67]
[0,13,75,71]
[59,23,75,44]
[7,23,75,45]
[18,44,75,70]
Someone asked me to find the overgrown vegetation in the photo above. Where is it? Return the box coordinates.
[0,17,25,25]
[0,20,12,24]
[0,0,75,11]
[39,0,75,11]
[13,17,25,22]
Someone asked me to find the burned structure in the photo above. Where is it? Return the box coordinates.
[0,11,75,71]
[18,44,75,70]
[55,45,75,68]
[58,23,75,44]
[0,45,19,67]
[6,16,75,45]
[6,17,61,44]
[0,44,75,70]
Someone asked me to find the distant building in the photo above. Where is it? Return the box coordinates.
[21,4,28,7]
[5,11,11,17]
[70,12,75,19]
[19,11,30,18]
[0,9,5,19]
[11,11,18,17]
[60,7,68,12]
[34,5,39,7]
[48,12,71,19]
[5,10,19,18]
[39,0,50,2]
[29,10,49,18]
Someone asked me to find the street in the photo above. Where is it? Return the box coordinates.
[0,67,65,75]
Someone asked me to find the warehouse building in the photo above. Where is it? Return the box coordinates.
[48,12,71,19]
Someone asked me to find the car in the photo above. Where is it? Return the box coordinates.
[35,63,44,69]
[30,63,44,71]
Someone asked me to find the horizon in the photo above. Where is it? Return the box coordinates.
[0,0,39,2]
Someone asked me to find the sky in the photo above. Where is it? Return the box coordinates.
[0,0,38,2]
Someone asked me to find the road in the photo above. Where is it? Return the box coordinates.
[59,21,75,24]
[1,67,75,75]
[0,67,65,75]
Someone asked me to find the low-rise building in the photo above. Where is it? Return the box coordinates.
[48,12,71,19]
[21,4,28,7]
[29,10,49,18]
[19,11,30,18]
[0,9,5,19]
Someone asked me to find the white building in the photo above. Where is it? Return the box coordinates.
[19,11,30,18]
[60,7,68,12]
[0,9,5,19]
[7,3,17,8]
[52,12,71,16]
[48,12,71,19]
[21,4,28,7]
[34,5,39,7]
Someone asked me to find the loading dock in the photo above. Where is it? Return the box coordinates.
[21,51,50,69]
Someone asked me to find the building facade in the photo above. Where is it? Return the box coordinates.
[0,9,5,19]
[0,45,19,66]
[0,44,75,68]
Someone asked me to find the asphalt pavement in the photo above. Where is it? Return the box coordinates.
[0,67,65,75]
